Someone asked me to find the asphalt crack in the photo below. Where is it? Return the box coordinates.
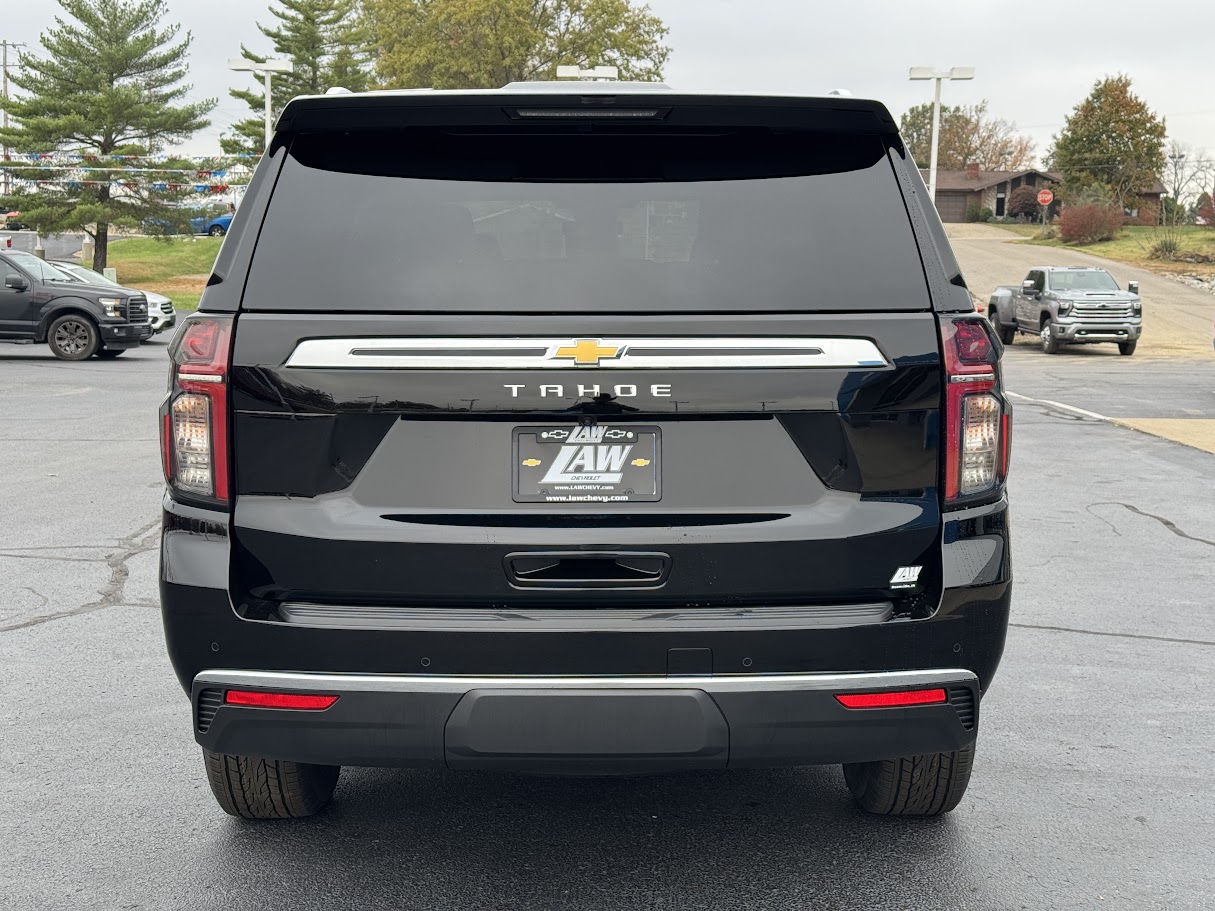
[1010,622,1215,648]
[1087,501,1215,549]
[0,518,160,633]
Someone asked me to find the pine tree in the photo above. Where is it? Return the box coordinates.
[0,0,213,270]
[221,0,370,155]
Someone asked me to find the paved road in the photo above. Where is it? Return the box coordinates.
[0,232,85,260]
[2,341,1214,910]
[947,223,1214,359]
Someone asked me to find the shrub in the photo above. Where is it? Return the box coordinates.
[1007,185,1042,219]
[965,203,982,223]
[1058,205,1124,244]
[978,207,994,222]
[1149,237,1181,260]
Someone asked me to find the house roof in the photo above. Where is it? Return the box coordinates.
[923,168,1167,196]
[922,168,1061,192]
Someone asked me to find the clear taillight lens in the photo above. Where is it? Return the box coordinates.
[941,318,1009,503]
[961,393,1001,494]
[163,316,232,504]
[171,394,214,495]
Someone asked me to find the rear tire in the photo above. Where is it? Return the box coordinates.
[1118,340,1137,356]
[202,749,339,819]
[843,742,975,816]
[988,309,1015,345]
[96,348,125,358]
[47,314,99,360]
[208,224,226,236]
[1040,321,1061,354]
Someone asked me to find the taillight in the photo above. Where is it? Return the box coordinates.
[163,316,232,503]
[941,318,1009,503]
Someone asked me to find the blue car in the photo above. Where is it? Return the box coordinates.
[190,213,233,236]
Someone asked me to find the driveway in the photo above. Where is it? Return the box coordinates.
[946,223,1214,359]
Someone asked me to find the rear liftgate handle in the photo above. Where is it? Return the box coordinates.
[504,551,670,589]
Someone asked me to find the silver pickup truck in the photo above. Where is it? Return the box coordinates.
[987,266,1142,355]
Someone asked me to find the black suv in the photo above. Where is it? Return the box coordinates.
[160,85,1012,820]
[1,251,152,358]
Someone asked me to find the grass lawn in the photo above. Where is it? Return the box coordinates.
[991,224,1215,274]
[106,236,223,311]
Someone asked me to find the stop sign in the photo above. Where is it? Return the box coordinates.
[1037,189,1054,206]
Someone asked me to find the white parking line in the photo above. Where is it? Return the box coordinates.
[1005,390,1110,422]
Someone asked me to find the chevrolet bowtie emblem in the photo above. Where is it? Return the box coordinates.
[521,458,542,467]
[630,458,651,467]
[553,339,622,366]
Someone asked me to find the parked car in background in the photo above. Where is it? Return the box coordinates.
[50,260,176,334]
[190,213,233,236]
[987,266,1143,355]
[4,211,31,231]
[0,249,152,359]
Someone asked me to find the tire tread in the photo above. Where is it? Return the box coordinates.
[202,749,338,819]
[843,743,974,816]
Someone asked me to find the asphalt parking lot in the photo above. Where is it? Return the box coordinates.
[2,329,1213,911]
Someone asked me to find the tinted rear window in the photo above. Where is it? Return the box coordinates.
[244,128,929,313]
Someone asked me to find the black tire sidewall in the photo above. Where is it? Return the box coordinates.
[48,314,100,360]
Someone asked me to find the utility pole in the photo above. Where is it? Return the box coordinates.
[1,41,28,197]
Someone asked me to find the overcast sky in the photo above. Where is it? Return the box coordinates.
[5,0,1214,161]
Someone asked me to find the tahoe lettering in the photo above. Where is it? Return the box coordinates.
[503,384,672,398]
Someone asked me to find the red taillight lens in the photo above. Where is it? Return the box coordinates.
[224,690,339,710]
[164,317,232,502]
[941,319,1008,503]
[835,688,947,709]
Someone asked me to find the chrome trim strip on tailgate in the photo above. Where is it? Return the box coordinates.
[283,337,890,370]
[276,601,895,632]
[196,667,977,694]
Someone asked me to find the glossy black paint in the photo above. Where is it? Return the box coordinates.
[160,496,1011,692]
[160,90,1014,769]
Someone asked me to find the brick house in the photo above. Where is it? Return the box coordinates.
[923,163,1165,225]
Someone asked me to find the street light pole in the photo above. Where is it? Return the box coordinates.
[909,66,975,204]
[228,58,294,152]
[2,41,28,197]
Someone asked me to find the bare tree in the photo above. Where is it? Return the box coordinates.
[963,102,1037,171]
[1164,140,1212,206]
[900,100,1035,171]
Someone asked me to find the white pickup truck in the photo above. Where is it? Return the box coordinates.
[987,266,1143,355]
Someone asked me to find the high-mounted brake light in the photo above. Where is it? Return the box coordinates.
[224,690,339,710]
[163,316,232,503]
[941,318,1009,502]
[835,688,947,709]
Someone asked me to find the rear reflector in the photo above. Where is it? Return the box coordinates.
[224,690,339,710]
[835,688,947,709]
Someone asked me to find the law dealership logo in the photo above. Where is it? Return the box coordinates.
[541,426,637,485]
[889,566,922,589]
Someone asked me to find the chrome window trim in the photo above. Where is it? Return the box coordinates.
[283,337,889,370]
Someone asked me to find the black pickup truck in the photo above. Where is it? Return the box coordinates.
[0,250,152,359]
[160,84,1013,820]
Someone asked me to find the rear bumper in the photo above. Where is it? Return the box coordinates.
[192,668,979,772]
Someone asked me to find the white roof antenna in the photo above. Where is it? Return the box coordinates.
[828,88,853,97]
[325,86,353,95]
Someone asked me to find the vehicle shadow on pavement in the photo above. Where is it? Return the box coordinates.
[201,766,984,909]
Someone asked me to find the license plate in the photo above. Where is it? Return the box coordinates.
[513,425,661,503]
